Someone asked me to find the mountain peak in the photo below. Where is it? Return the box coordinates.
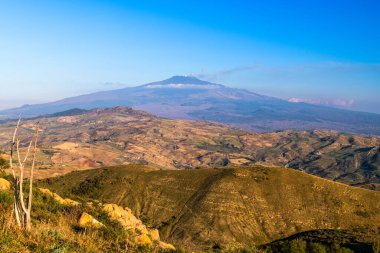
[142,75,224,88]
[159,76,213,85]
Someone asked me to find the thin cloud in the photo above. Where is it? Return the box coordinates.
[193,65,259,81]
[193,62,380,81]
[288,98,355,108]
[102,82,126,87]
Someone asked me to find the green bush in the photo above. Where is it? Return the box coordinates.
[329,243,354,253]
[373,240,380,253]
[0,157,9,169]
[71,176,103,198]
[0,191,13,207]
[219,241,261,253]
[292,240,307,253]
[307,242,326,253]
[31,190,66,223]
[0,157,9,178]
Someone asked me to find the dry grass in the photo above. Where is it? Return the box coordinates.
[0,188,170,253]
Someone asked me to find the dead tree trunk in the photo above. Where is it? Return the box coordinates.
[8,118,39,231]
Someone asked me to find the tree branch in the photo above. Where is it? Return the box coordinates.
[26,125,39,231]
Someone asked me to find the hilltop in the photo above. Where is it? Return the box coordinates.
[40,164,380,251]
[1,76,380,135]
[0,106,379,189]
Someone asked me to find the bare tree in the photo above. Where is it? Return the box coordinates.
[9,118,39,231]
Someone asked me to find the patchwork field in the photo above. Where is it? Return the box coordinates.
[0,107,379,190]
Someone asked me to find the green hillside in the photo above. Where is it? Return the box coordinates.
[40,165,380,251]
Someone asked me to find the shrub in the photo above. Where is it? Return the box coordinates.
[373,240,380,253]
[0,191,13,207]
[0,157,9,177]
[354,210,370,218]
[291,240,307,253]
[220,241,262,253]
[307,242,327,253]
[327,243,353,253]
[72,176,103,198]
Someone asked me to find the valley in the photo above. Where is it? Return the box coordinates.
[0,106,378,190]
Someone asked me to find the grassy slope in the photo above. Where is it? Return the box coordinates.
[40,165,380,250]
[0,178,173,253]
[0,192,128,253]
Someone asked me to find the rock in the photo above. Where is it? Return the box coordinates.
[78,212,103,229]
[86,201,94,208]
[0,178,11,191]
[102,203,147,232]
[38,188,79,206]
[158,241,176,251]
[102,203,126,219]
[134,234,152,247]
[149,229,160,241]
[102,203,173,250]
[61,197,80,206]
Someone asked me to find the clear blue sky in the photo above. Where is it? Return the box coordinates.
[0,0,379,112]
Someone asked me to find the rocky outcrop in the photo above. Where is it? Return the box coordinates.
[0,178,11,191]
[134,234,153,247]
[37,187,175,250]
[102,203,175,250]
[78,212,104,229]
[149,229,160,241]
[38,188,79,206]
[159,241,176,251]
[102,203,147,233]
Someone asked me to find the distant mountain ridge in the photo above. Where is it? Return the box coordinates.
[1,76,380,135]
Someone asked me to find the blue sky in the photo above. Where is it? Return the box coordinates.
[0,0,379,112]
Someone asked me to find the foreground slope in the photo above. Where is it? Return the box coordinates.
[0,107,379,188]
[41,165,380,250]
[0,177,175,252]
[1,76,380,135]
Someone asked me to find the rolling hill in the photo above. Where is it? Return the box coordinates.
[0,106,379,189]
[40,164,380,251]
[1,76,380,135]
